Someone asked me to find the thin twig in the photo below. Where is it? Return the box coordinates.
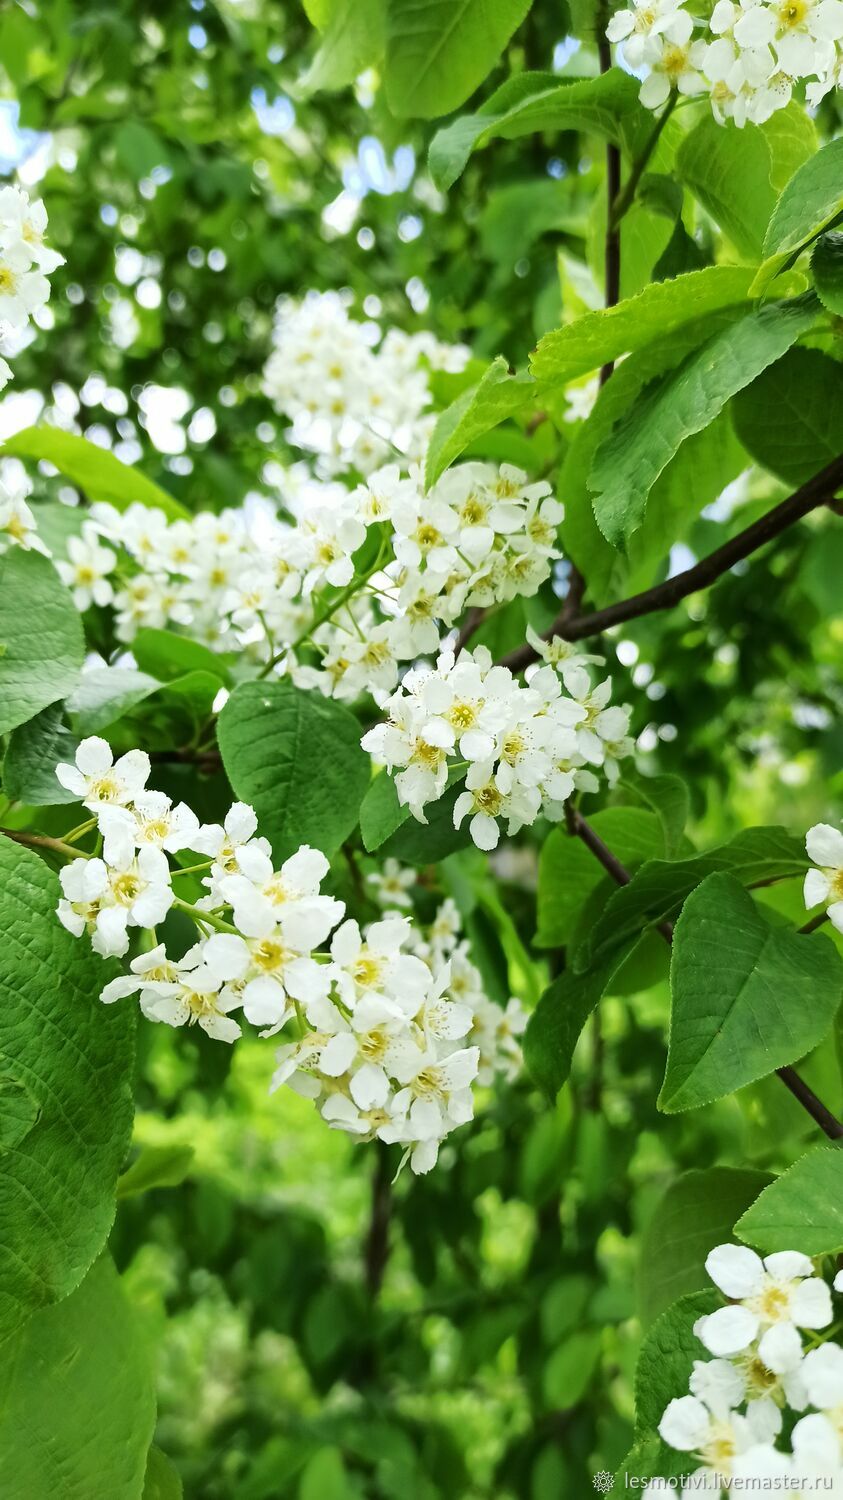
[566,809,843,1142]
[0,827,84,861]
[501,454,843,672]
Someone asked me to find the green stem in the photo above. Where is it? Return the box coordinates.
[63,817,98,845]
[0,827,88,861]
[172,896,239,935]
[259,547,387,678]
[610,92,678,229]
[171,860,214,877]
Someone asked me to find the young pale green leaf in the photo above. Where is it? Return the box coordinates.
[535,807,665,949]
[732,347,843,487]
[0,838,135,1342]
[298,0,385,94]
[812,230,843,315]
[735,1147,843,1255]
[66,666,162,735]
[0,1258,155,1499]
[530,266,755,388]
[1,426,190,521]
[678,106,816,259]
[2,703,80,806]
[385,0,532,120]
[754,135,843,292]
[424,357,535,488]
[0,547,85,737]
[217,679,370,861]
[638,1168,773,1326]
[143,1447,184,1500]
[578,825,808,974]
[116,1143,195,1199]
[589,296,818,548]
[660,872,843,1113]
[428,69,651,191]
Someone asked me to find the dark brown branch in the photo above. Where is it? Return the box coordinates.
[501,454,843,673]
[567,809,843,1142]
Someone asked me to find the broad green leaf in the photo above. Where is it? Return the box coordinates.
[1,427,189,522]
[535,807,666,949]
[143,1447,183,1500]
[524,958,618,1101]
[660,872,843,1112]
[0,548,85,737]
[812,230,843,316]
[736,1147,843,1255]
[131,627,233,684]
[755,135,843,291]
[530,266,755,388]
[579,825,808,974]
[619,774,690,860]
[2,703,79,805]
[380,778,472,865]
[298,0,385,94]
[428,70,652,191]
[66,666,162,735]
[0,1075,40,1152]
[360,768,412,852]
[217,680,370,861]
[542,1328,602,1409]
[0,1258,155,1498]
[298,1446,349,1500]
[117,1143,195,1198]
[0,838,135,1340]
[732,347,843,487]
[385,0,532,120]
[424,357,535,488]
[589,296,818,548]
[630,1290,720,1482]
[678,107,816,259]
[639,1168,772,1326]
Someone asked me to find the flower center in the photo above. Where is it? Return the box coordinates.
[112,873,142,905]
[413,740,444,769]
[89,773,122,802]
[352,952,384,988]
[448,701,478,731]
[662,43,689,77]
[474,783,503,816]
[253,938,289,972]
[0,265,19,293]
[777,0,809,23]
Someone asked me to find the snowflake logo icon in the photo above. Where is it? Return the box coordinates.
[592,1472,613,1494]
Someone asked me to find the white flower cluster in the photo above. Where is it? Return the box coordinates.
[46,460,564,710]
[53,736,526,1173]
[804,822,843,933]
[362,641,633,851]
[607,0,843,123]
[647,1242,843,1496]
[0,458,51,558]
[262,290,469,476]
[0,184,62,392]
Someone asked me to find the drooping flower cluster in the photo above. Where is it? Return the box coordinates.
[262,290,469,476]
[53,736,525,1172]
[647,1242,843,1496]
[607,0,843,124]
[362,642,633,850]
[0,184,62,393]
[47,459,565,709]
[804,822,843,933]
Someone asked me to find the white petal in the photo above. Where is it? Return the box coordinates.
[203,933,250,981]
[764,1250,814,1280]
[349,1063,389,1110]
[658,1395,711,1451]
[320,1032,357,1077]
[804,868,831,908]
[790,1277,833,1330]
[75,736,113,774]
[696,1304,759,1356]
[705,1242,765,1298]
[757,1320,804,1374]
[806,823,843,869]
[801,1343,843,1408]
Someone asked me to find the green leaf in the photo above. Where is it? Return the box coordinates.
[678,107,816,260]
[0,1075,40,1152]
[0,839,135,1341]
[360,769,410,852]
[732,347,843,488]
[620,774,690,860]
[114,120,169,180]
[812,230,843,315]
[579,825,808,975]
[1,427,189,522]
[217,680,370,862]
[0,549,85,737]
[639,1168,773,1326]
[66,667,162,735]
[131,628,232,685]
[424,357,535,489]
[589,296,818,548]
[143,1447,183,1500]
[542,1328,602,1409]
[736,1147,843,1255]
[428,69,652,191]
[524,958,618,1101]
[535,807,666,949]
[380,778,472,866]
[755,135,843,291]
[117,1143,195,1198]
[531,266,755,388]
[632,1290,719,1468]
[298,0,385,94]
[385,0,533,120]
[0,1258,155,1498]
[660,872,843,1112]
[2,703,80,806]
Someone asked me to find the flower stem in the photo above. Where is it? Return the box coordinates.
[0,827,89,861]
[172,896,239,935]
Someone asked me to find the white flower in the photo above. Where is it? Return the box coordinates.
[563,375,600,424]
[201,927,331,1030]
[330,916,431,1011]
[139,942,242,1042]
[0,241,50,328]
[0,185,63,273]
[696,1244,832,1359]
[217,843,342,947]
[99,944,178,1004]
[56,528,116,610]
[658,1389,781,1492]
[0,460,49,556]
[366,857,415,911]
[804,823,843,933]
[56,736,151,809]
[97,793,201,861]
[638,17,710,108]
[57,846,172,958]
